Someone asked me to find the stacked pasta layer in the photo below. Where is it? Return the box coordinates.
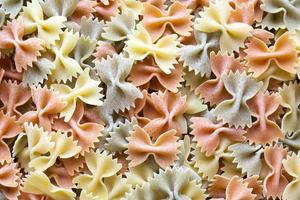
[0,0,299,199]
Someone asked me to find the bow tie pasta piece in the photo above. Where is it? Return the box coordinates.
[141,1,193,41]
[0,111,22,164]
[0,17,43,72]
[53,101,103,154]
[283,152,300,200]
[279,81,300,133]
[124,166,206,200]
[22,57,55,87]
[0,162,21,200]
[245,92,283,145]
[95,54,143,113]
[13,123,55,171]
[209,175,258,200]
[73,150,125,200]
[125,24,180,74]
[29,130,81,171]
[126,125,179,169]
[196,52,243,105]
[228,142,264,177]
[20,0,66,46]
[102,10,136,42]
[41,0,78,17]
[21,171,76,200]
[261,0,300,32]
[0,80,31,117]
[194,0,253,53]
[51,68,103,122]
[0,0,23,18]
[245,32,297,78]
[68,0,97,25]
[263,145,288,199]
[180,31,220,77]
[19,86,66,131]
[129,58,184,93]
[50,30,83,83]
[192,138,233,179]
[105,118,137,153]
[142,90,187,139]
[190,117,245,157]
[213,71,263,128]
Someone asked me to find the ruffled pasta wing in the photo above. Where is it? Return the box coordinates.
[77,17,104,41]
[279,81,300,133]
[196,52,243,105]
[0,0,23,18]
[71,35,96,68]
[95,54,142,113]
[125,24,179,74]
[0,111,22,164]
[124,166,206,200]
[261,0,300,32]
[22,58,55,87]
[192,138,232,179]
[195,0,253,53]
[102,10,136,41]
[126,125,179,169]
[0,80,31,117]
[105,118,137,152]
[213,71,263,128]
[283,152,300,200]
[51,68,103,121]
[0,162,21,200]
[228,143,263,177]
[21,171,75,200]
[41,0,78,17]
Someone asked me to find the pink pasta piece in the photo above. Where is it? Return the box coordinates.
[190,117,245,156]
[196,52,243,105]
[142,90,186,139]
[245,32,297,77]
[69,0,97,24]
[126,125,179,169]
[129,58,184,93]
[263,145,288,199]
[94,0,118,21]
[53,101,103,154]
[0,80,31,117]
[246,92,283,145]
[19,86,66,131]
[141,1,193,41]
[0,162,20,200]
[0,17,42,72]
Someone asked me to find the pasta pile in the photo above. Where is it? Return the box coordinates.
[0,0,300,199]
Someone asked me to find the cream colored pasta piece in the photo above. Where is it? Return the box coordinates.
[20,0,66,46]
[51,68,103,121]
[195,0,253,53]
[125,24,179,74]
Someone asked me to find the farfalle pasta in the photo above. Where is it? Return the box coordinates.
[20,0,66,46]
[195,0,253,53]
[125,24,179,74]
[141,1,193,41]
[0,0,299,199]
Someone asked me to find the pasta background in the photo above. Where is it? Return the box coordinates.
[0,0,299,199]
